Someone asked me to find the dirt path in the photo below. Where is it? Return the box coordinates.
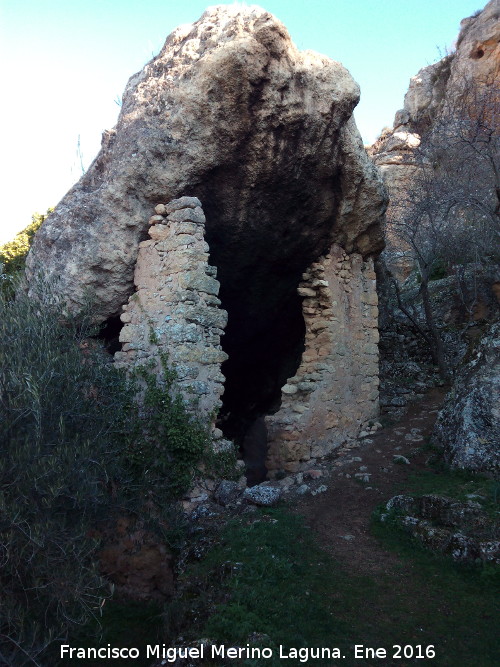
[294,388,447,576]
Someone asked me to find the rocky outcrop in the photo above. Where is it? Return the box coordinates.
[371,0,499,166]
[370,0,500,276]
[27,5,385,322]
[26,5,387,474]
[380,494,500,564]
[432,323,500,472]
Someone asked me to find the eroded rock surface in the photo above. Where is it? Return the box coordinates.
[26,5,386,473]
[370,0,500,276]
[27,4,385,322]
[432,323,500,472]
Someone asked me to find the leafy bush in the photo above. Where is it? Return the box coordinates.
[0,280,136,665]
[0,280,215,664]
[127,350,211,500]
[0,211,52,298]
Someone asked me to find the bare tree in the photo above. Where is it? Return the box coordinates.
[387,73,499,379]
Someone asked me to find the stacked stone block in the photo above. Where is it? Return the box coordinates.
[114,197,228,418]
[265,243,380,474]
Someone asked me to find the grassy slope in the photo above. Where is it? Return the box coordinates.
[175,501,499,667]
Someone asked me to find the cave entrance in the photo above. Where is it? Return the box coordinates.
[214,265,306,485]
[96,315,123,355]
[188,163,340,484]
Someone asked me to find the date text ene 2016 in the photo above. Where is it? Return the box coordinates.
[355,645,436,659]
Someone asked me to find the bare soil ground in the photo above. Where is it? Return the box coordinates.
[289,388,500,667]
[294,388,446,576]
[295,388,445,575]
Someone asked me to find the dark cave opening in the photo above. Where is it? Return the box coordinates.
[97,315,123,355]
[199,203,323,482]
[217,281,306,483]
[193,162,340,484]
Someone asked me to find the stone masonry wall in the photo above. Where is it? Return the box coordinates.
[265,244,380,474]
[114,197,228,418]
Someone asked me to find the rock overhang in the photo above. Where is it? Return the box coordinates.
[26,4,387,476]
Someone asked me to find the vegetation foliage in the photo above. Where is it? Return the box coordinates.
[386,76,500,378]
[126,349,211,500]
[0,211,52,296]
[0,276,214,665]
[170,505,499,667]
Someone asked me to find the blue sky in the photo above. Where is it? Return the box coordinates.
[0,0,485,243]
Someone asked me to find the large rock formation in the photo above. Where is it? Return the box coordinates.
[370,0,499,278]
[433,323,500,472]
[26,5,386,474]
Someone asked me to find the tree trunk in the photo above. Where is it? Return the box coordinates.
[420,277,449,382]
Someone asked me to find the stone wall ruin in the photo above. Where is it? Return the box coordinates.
[114,197,227,419]
[266,245,380,474]
[114,196,381,478]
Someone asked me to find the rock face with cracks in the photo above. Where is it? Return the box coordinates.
[432,323,500,473]
[370,0,500,270]
[26,5,386,475]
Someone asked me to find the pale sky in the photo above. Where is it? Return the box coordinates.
[0,0,485,244]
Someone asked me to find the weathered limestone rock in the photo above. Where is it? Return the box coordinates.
[26,4,385,323]
[243,483,282,506]
[114,198,227,417]
[370,0,500,277]
[25,5,387,475]
[266,244,379,473]
[214,480,241,507]
[432,323,500,472]
[372,0,499,165]
[380,494,500,564]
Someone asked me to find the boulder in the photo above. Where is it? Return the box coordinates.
[243,483,282,506]
[26,4,385,325]
[432,323,500,472]
[214,480,241,507]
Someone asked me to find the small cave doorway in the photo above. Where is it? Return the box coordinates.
[215,273,306,485]
[96,315,123,355]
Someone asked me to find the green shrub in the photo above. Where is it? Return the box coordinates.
[0,280,140,665]
[0,275,224,663]
[0,211,52,298]
[126,351,211,500]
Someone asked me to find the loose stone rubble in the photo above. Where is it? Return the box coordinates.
[114,197,227,418]
[380,494,500,564]
[266,244,380,474]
